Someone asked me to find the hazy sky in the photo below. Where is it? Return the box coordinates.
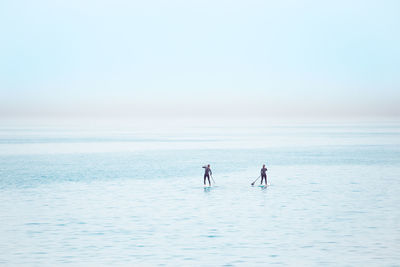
[0,0,399,118]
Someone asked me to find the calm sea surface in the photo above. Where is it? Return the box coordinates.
[0,119,399,266]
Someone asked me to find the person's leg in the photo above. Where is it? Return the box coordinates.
[207,175,211,186]
[204,174,206,185]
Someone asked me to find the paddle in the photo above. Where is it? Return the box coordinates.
[211,175,216,185]
[251,175,261,186]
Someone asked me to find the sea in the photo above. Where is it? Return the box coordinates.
[0,118,399,266]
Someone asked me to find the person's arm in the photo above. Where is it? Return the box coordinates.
[210,169,212,175]
[202,166,206,169]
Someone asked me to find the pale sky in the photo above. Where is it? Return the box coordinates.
[0,0,399,118]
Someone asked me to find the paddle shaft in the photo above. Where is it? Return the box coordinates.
[251,175,261,185]
[211,175,216,184]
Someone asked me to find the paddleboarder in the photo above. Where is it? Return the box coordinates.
[202,164,212,186]
[261,164,268,185]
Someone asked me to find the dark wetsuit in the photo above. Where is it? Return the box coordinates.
[261,167,268,184]
[203,166,212,185]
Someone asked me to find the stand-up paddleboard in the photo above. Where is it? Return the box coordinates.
[257,183,270,188]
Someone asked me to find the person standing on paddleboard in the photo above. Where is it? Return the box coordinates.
[202,164,212,186]
[261,164,268,185]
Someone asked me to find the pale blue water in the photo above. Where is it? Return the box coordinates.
[0,119,399,266]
